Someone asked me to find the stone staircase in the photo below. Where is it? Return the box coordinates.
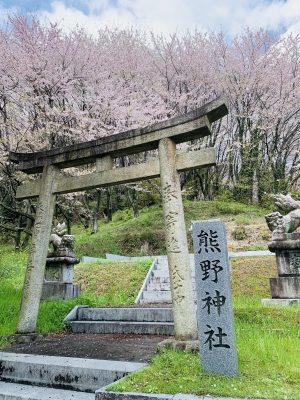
[65,255,197,336]
[136,251,273,304]
[0,352,146,399]
[0,382,94,400]
[70,307,174,335]
[137,255,196,304]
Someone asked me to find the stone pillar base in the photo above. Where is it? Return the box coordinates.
[41,283,80,300]
[270,276,300,298]
[273,250,300,276]
[44,264,74,284]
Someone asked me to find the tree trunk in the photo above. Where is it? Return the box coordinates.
[106,187,112,222]
[126,187,139,218]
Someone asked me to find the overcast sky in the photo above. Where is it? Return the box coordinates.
[0,0,299,38]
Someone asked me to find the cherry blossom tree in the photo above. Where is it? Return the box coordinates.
[0,15,300,242]
[210,28,300,203]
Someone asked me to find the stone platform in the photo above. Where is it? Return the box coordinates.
[262,298,300,306]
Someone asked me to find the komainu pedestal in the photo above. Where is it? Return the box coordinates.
[264,194,300,304]
[268,234,300,299]
[42,225,80,300]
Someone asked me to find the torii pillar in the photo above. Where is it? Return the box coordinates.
[159,138,197,339]
[9,94,229,340]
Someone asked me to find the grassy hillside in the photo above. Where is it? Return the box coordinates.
[0,198,273,339]
[0,247,152,339]
[73,199,271,258]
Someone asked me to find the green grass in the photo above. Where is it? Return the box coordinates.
[0,247,28,341]
[0,245,152,342]
[72,199,270,258]
[183,198,269,222]
[73,205,166,258]
[1,200,299,399]
[108,254,300,399]
[109,298,300,399]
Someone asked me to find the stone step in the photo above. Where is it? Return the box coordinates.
[71,321,174,335]
[77,307,173,322]
[156,257,169,263]
[138,299,172,305]
[141,291,172,302]
[146,283,171,291]
[151,270,170,278]
[0,382,94,400]
[148,276,171,284]
[154,262,169,269]
[0,352,146,393]
[154,264,196,274]
[137,255,197,304]
[146,283,196,292]
[154,265,168,270]
[148,276,196,285]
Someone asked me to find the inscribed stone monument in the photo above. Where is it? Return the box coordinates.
[192,219,238,376]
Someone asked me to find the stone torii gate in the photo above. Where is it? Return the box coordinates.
[9,94,228,341]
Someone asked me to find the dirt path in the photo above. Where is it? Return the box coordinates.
[1,333,168,363]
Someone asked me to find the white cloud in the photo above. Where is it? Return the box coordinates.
[40,1,95,30]
[5,0,300,38]
[230,0,300,36]
[0,3,19,27]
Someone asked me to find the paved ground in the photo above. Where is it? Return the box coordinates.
[0,333,168,363]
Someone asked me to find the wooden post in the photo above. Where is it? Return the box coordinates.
[159,138,198,340]
[17,164,60,333]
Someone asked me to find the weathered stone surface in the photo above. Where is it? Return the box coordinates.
[274,250,300,276]
[96,393,173,400]
[96,154,114,172]
[43,229,80,299]
[270,276,300,298]
[159,138,198,341]
[17,164,59,333]
[41,282,81,300]
[265,194,300,236]
[9,94,227,173]
[3,333,50,344]
[15,148,216,199]
[44,264,75,283]
[0,382,95,399]
[269,237,300,251]
[192,220,238,376]
[265,229,300,300]
[71,320,174,335]
[77,307,174,322]
[46,256,79,264]
[157,338,199,353]
[0,352,146,393]
[262,298,300,306]
[95,391,237,400]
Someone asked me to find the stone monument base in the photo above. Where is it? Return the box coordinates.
[262,298,300,306]
[45,263,74,283]
[41,282,80,300]
[270,276,300,298]
[157,338,199,353]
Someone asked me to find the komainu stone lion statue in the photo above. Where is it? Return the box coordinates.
[49,222,67,252]
[265,194,300,236]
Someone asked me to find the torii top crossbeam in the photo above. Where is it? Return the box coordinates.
[9,94,229,341]
[9,94,228,174]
